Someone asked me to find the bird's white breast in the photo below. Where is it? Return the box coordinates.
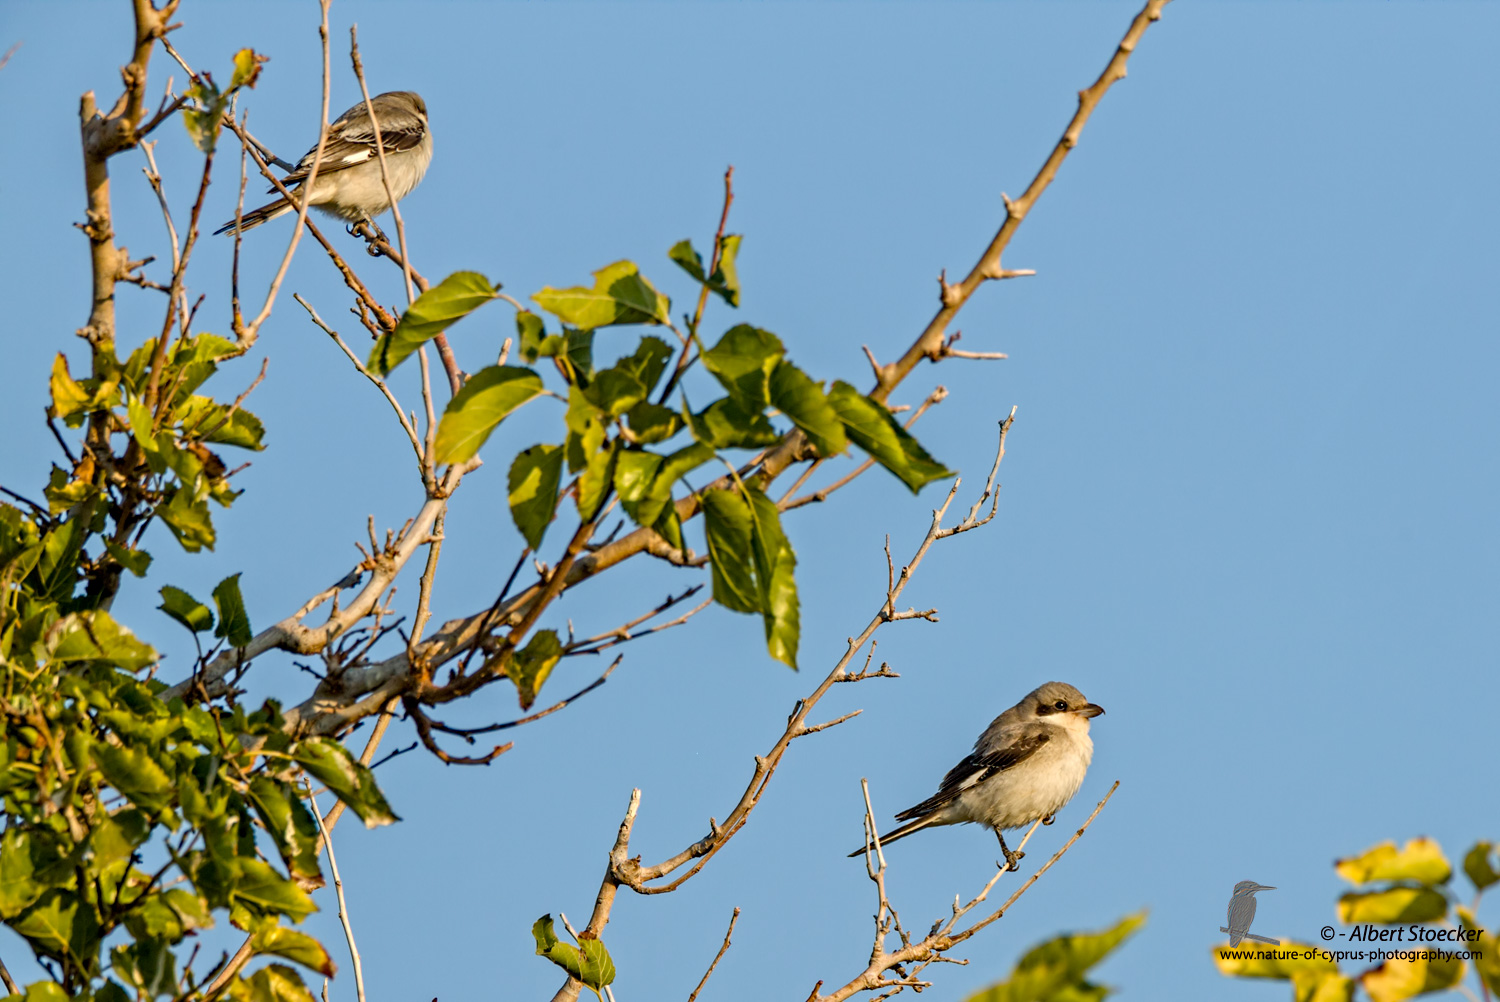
[946,725,1093,831]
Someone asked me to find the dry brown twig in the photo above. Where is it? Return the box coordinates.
[687,907,741,1002]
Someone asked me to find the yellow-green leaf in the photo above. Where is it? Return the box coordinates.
[1293,971,1355,1002]
[251,924,336,977]
[1335,838,1451,886]
[1212,941,1337,981]
[159,585,214,634]
[533,260,669,329]
[508,444,564,550]
[1336,887,1447,925]
[532,914,616,990]
[292,737,398,829]
[432,365,545,465]
[1462,841,1499,892]
[1360,950,1465,1002]
[508,630,563,710]
[965,912,1146,1002]
[369,271,499,375]
[827,381,953,493]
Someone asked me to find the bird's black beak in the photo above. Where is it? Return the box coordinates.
[1077,703,1105,718]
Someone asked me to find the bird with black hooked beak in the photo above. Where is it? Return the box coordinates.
[850,681,1105,871]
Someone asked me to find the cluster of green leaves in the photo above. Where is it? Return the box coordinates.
[366,237,952,682]
[1213,837,1500,1002]
[961,911,1145,1002]
[0,499,397,999]
[3,282,394,996]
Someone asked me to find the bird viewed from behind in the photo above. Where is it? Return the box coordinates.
[215,90,431,235]
[850,681,1104,871]
[1222,881,1279,946]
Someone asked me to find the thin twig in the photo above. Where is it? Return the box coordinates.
[686,907,741,1002]
[309,790,367,1002]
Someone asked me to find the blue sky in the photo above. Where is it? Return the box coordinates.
[2,2,1497,1000]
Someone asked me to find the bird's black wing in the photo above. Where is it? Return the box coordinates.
[893,731,1050,821]
[274,102,426,188]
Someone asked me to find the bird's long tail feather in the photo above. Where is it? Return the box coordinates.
[213,197,293,236]
[846,814,939,858]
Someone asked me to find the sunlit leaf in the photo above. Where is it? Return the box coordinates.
[104,539,152,577]
[246,778,321,883]
[1463,842,1499,892]
[159,485,217,552]
[94,742,174,812]
[292,738,398,829]
[233,860,317,922]
[251,924,336,978]
[965,911,1146,1002]
[369,271,499,376]
[709,233,742,307]
[509,630,563,710]
[49,610,156,672]
[1212,941,1336,981]
[624,400,681,444]
[230,48,267,91]
[432,365,545,465]
[12,890,100,965]
[1336,838,1451,886]
[1336,887,1447,925]
[509,445,564,550]
[576,439,618,522]
[159,585,215,634]
[532,914,616,990]
[1360,949,1465,1002]
[517,310,564,363]
[686,398,780,450]
[533,260,670,329]
[700,325,783,411]
[769,361,846,456]
[231,963,317,1002]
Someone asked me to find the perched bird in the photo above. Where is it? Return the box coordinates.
[849,681,1104,871]
[215,90,431,235]
[1222,882,1278,946]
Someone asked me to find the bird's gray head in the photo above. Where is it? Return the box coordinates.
[1232,881,1275,897]
[1024,681,1105,722]
[380,91,427,117]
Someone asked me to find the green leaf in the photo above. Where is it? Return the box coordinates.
[1336,887,1447,924]
[432,365,546,465]
[246,778,321,882]
[232,963,317,1002]
[613,451,664,523]
[126,394,157,453]
[94,742,175,812]
[292,737,398,829]
[213,573,254,647]
[517,310,564,363]
[614,336,674,396]
[1360,949,1466,1002]
[576,438,618,521]
[625,400,681,444]
[700,325,784,411]
[182,80,228,154]
[827,381,954,492]
[668,235,742,307]
[686,397,780,450]
[653,504,683,551]
[48,354,93,420]
[563,328,595,384]
[626,442,713,529]
[160,585,214,634]
[233,859,317,922]
[1292,972,1356,1002]
[49,611,156,672]
[509,445,564,551]
[0,830,43,920]
[509,630,563,711]
[582,368,647,418]
[368,271,499,376]
[745,488,799,668]
[532,915,616,990]
[251,924,336,977]
[176,396,267,451]
[966,912,1146,1002]
[24,981,75,1002]
[159,485,217,552]
[103,539,152,577]
[701,489,758,614]
[1463,841,1499,892]
[1335,838,1452,886]
[565,385,608,474]
[770,361,847,456]
[533,260,670,329]
[12,890,100,965]
[1458,908,1500,995]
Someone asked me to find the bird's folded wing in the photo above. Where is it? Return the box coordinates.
[893,731,1050,821]
[274,107,426,188]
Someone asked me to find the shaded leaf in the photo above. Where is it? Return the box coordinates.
[233,860,317,922]
[292,737,398,829]
[770,361,846,457]
[745,488,799,668]
[160,585,214,635]
[0,830,42,920]
[182,80,228,153]
[230,963,316,1002]
[582,368,647,418]
[624,400,681,444]
[701,489,758,614]
[533,260,670,329]
[1462,842,1498,892]
[509,630,563,710]
[517,310,563,363]
[1336,887,1447,925]
[709,233,742,307]
[614,336,674,396]
[246,778,321,883]
[213,573,254,647]
[667,239,706,281]
[103,539,152,577]
[94,742,174,812]
[432,365,545,465]
[1336,838,1451,886]
[532,914,616,990]
[369,271,499,376]
[1292,972,1355,1002]
[12,890,100,965]
[576,439,618,522]
[686,398,780,450]
[827,381,953,492]
[509,445,564,550]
